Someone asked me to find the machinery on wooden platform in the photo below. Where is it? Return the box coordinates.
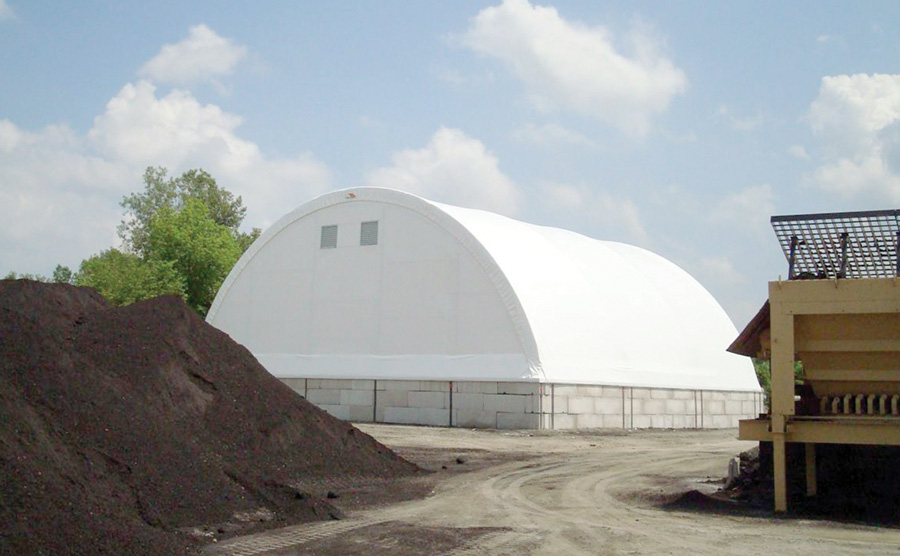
[729,209,900,513]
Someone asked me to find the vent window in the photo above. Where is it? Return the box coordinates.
[360,221,379,246]
[320,225,337,249]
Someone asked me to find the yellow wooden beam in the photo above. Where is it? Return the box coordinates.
[739,418,900,446]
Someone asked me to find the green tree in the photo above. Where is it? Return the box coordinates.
[752,358,805,411]
[144,199,242,315]
[3,270,49,281]
[75,249,185,306]
[52,264,75,284]
[119,166,259,256]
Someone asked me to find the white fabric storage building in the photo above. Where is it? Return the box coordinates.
[208,187,762,429]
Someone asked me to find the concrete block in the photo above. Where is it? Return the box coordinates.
[317,379,350,390]
[577,385,605,397]
[664,400,688,415]
[421,381,451,392]
[549,395,568,414]
[306,379,321,389]
[650,389,674,400]
[568,396,594,414]
[741,400,757,415]
[631,415,651,429]
[551,413,576,430]
[575,413,605,429]
[704,401,725,415]
[708,415,733,429]
[594,396,623,414]
[641,399,665,415]
[725,400,743,415]
[455,409,497,428]
[408,391,448,409]
[706,391,729,401]
[349,405,374,422]
[631,388,651,399]
[375,406,385,422]
[553,385,578,397]
[484,394,527,414]
[319,404,349,420]
[497,412,540,430]
[306,389,341,405]
[671,414,692,429]
[376,390,408,408]
[454,381,498,394]
[602,414,625,429]
[383,407,449,427]
[602,386,624,398]
[350,380,375,391]
[280,378,305,391]
[497,382,539,395]
[380,380,421,391]
[341,389,374,406]
[673,389,695,400]
[651,415,674,429]
[453,393,484,411]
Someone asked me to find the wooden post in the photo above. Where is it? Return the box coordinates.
[769,289,795,513]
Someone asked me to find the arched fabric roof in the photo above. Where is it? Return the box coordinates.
[208,187,759,392]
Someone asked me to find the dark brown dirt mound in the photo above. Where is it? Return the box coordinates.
[0,280,419,556]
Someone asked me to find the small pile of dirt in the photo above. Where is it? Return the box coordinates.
[0,280,419,556]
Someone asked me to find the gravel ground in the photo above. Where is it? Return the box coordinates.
[208,425,900,556]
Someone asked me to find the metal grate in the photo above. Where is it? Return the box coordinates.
[771,209,900,279]
[360,221,378,246]
[320,225,337,249]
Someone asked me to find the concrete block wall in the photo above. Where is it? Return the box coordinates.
[281,377,763,430]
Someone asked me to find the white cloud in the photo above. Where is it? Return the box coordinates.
[715,104,764,131]
[366,127,520,216]
[787,144,810,160]
[541,182,647,243]
[0,0,14,20]
[512,122,597,149]
[460,0,687,136]
[816,34,843,44]
[0,80,331,276]
[710,184,775,236]
[139,24,247,85]
[807,74,900,202]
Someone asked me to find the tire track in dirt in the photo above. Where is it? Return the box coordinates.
[206,429,900,556]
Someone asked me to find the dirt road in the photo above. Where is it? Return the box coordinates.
[206,426,900,556]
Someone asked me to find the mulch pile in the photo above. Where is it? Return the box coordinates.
[0,280,419,556]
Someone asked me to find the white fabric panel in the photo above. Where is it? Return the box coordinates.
[436,203,759,391]
[208,190,538,380]
[208,187,759,392]
[258,353,533,381]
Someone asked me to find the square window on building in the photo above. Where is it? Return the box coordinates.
[360,221,378,246]
[320,225,337,249]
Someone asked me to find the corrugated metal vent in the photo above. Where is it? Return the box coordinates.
[320,225,337,249]
[360,221,378,246]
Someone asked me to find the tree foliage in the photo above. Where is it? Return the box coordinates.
[144,199,242,315]
[76,249,185,306]
[752,358,805,411]
[7,167,257,315]
[119,166,259,257]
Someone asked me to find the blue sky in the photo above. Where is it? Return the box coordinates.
[1,0,898,328]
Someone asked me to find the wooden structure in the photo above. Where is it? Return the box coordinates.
[730,210,900,513]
